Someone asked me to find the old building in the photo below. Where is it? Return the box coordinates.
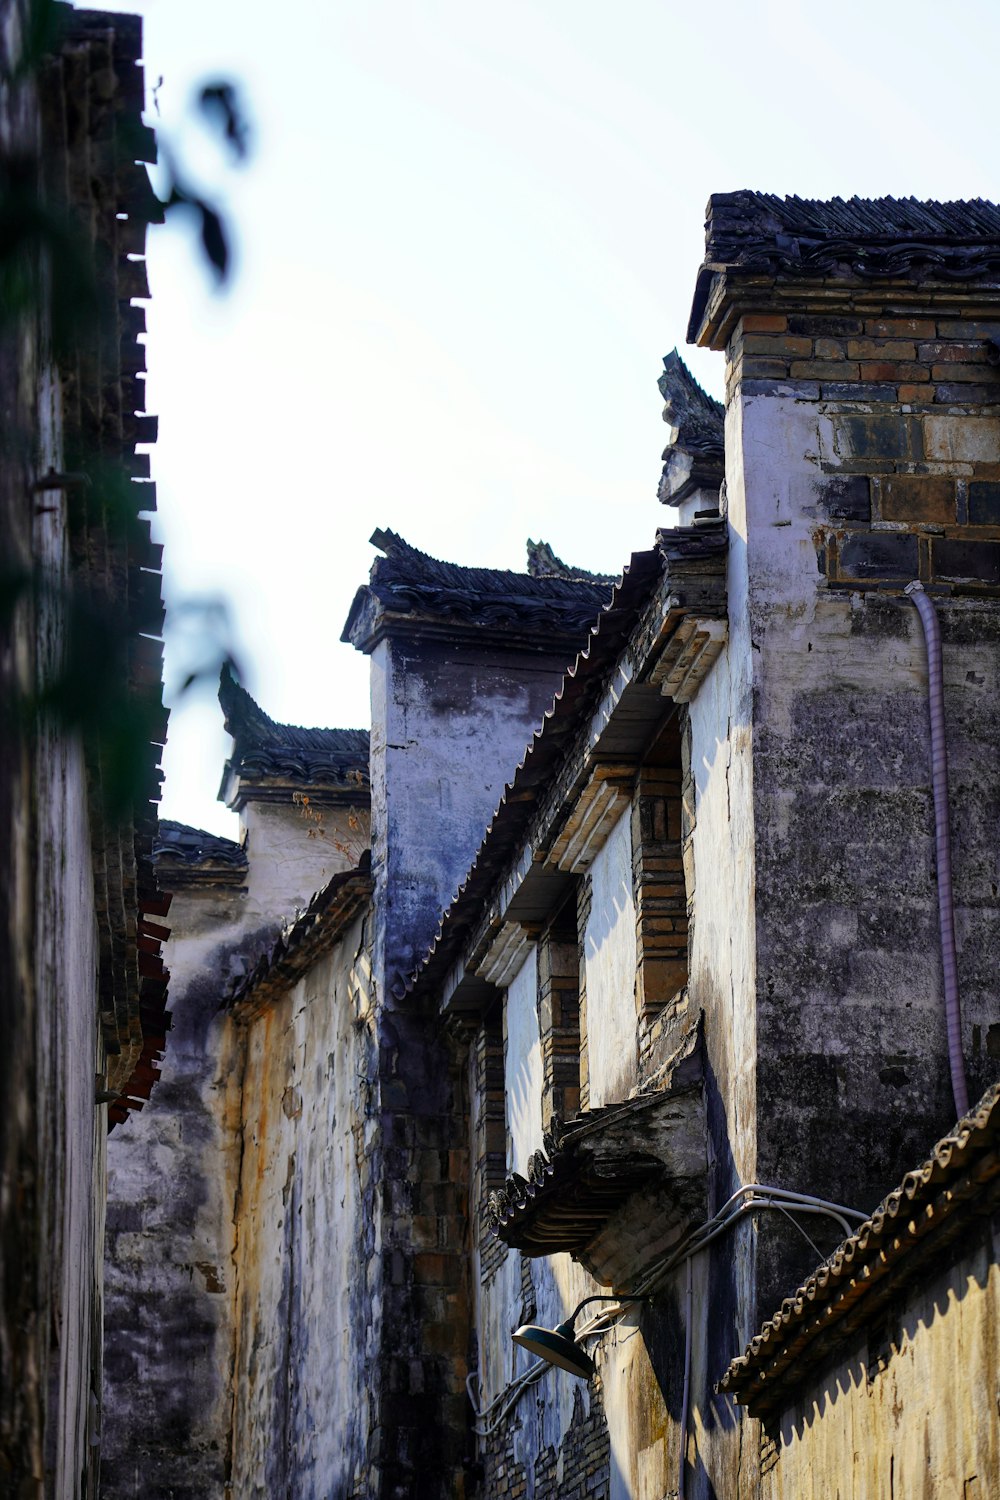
[0,5,166,1494]
[104,194,1000,1500]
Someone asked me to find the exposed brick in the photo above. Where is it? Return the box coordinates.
[898,384,933,403]
[788,314,864,337]
[934,383,1000,406]
[821,475,871,523]
[741,313,788,333]
[969,481,1000,526]
[739,357,790,379]
[814,337,846,359]
[932,364,1000,384]
[918,341,992,363]
[821,382,897,403]
[859,362,929,384]
[741,379,820,400]
[847,339,917,361]
[866,317,936,338]
[791,360,861,380]
[881,476,957,526]
[924,416,1000,463]
[833,413,924,464]
[743,334,813,358]
[936,319,1000,339]
[932,538,1000,584]
[837,532,919,581]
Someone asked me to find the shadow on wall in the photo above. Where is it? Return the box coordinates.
[779,1233,997,1446]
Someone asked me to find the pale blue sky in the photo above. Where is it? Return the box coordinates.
[93,0,1000,836]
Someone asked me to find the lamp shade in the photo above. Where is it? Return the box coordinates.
[511,1318,596,1379]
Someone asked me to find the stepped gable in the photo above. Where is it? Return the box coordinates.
[153,820,247,888]
[218,664,370,797]
[689,193,1000,341]
[657,350,725,506]
[341,528,613,653]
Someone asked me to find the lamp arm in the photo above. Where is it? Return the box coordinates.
[566,1292,646,1330]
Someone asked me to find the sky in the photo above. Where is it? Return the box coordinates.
[90,0,1000,837]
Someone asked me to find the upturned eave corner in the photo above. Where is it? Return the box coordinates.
[487,1024,707,1290]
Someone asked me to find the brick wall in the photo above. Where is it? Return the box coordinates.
[729,312,1000,595]
[536,900,581,1127]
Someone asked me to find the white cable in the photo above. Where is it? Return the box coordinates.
[467,1181,866,1439]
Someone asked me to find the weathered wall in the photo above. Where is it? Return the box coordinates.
[1,14,108,1488]
[104,782,363,1494]
[228,911,377,1500]
[369,636,577,998]
[242,800,368,921]
[731,377,1000,1303]
[759,1211,1000,1499]
[102,883,249,1498]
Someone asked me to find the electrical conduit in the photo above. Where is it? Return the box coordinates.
[904,581,969,1120]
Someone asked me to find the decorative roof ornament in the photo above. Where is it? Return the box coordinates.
[657,350,725,507]
[525,539,615,584]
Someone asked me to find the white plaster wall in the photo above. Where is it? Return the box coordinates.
[369,635,575,997]
[242,800,361,922]
[584,808,639,1107]
[505,949,542,1175]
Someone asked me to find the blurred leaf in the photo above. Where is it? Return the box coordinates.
[197,81,251,162]
[197,198,229,281]
[3,0,58,83]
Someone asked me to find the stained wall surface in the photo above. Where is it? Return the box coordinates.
[228,913,376,1500]
[760,1215,1000,1500]
[102,883,249,1498]
[370,636,579,997]
[103,813,359,1497]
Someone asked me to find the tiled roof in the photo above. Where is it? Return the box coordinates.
[226,852,373,1016]
[341,528,613,653]
[153,820,247,887]
[218,665,370,793]
[405,519,728,1006]
[718,1080,1000,1417]
[489,1036,705,1257]
[688,193,1000,341]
